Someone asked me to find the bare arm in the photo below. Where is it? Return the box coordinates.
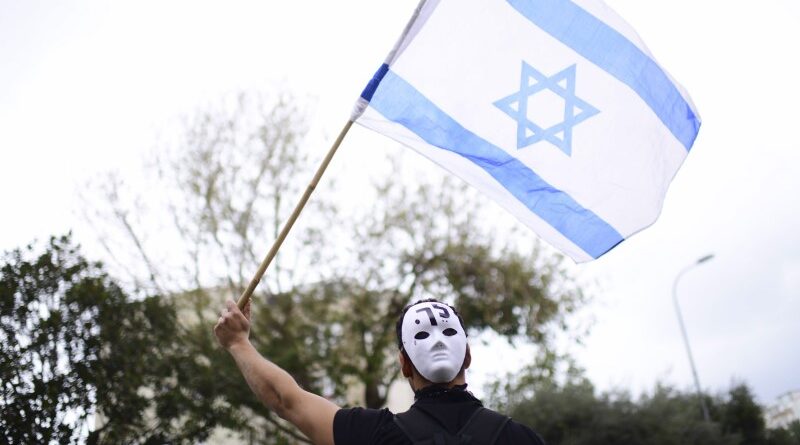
[214,299,339,445]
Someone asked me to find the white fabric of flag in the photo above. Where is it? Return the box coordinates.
[352,0,701,262]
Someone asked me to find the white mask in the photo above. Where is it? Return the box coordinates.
[401,301,467,383]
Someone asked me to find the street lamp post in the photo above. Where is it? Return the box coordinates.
[672,254,714,423]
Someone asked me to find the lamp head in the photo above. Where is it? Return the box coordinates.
[697,254,714,264]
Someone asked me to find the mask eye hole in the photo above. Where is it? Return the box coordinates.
[443,328,458,336]
[414,331,430,340]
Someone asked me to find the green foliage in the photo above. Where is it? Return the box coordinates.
[720,384,766,444]
[766,421,800,445]
[0,235,236,444]
[508,380,798,445]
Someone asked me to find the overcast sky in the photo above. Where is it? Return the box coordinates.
[1,0,799,407]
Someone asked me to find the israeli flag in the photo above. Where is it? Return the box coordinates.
[352,0,701,262]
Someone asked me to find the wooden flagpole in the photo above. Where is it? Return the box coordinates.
[236,119,354,310]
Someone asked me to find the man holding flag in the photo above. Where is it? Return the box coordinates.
[214,298,546,444]
[217,0,701,443]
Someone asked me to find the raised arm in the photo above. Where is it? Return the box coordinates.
[214,299,339,445]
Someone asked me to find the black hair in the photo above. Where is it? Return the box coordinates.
[395,298,466,350]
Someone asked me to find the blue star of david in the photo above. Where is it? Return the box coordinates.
[494,62,599,156]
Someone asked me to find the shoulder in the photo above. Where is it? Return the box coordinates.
[334,407,391,438]
[472,406,546,445]
[334,407,410,445]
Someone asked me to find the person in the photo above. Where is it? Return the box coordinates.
[214,297,546,444]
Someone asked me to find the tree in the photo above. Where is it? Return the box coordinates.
[720,384,767,444]
[80,90,587,443]
[766,421,800,445]
[0,234,229,444]
[508,380,797,445]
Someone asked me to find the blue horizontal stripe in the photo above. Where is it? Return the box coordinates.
[369,70,623,258]
[507,0,700,151]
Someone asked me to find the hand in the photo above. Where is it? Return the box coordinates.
[213,299,251,350]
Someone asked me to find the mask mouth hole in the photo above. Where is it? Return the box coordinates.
[414,331,430,340]
[443,328,458,336]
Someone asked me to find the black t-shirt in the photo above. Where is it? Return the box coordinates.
[333,385,546,445]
